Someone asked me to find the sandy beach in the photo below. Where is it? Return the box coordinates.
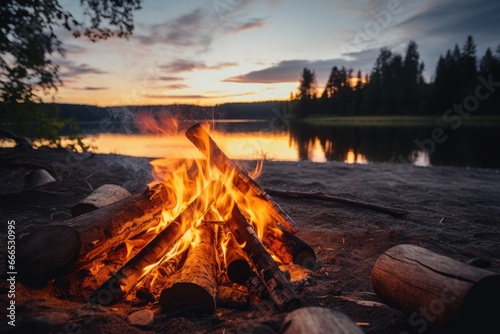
[1,147,499,334]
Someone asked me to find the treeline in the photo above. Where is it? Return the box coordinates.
[292,36,500,117]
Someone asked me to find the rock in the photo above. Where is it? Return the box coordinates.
[466,257,491,268]
[127,309,154,329]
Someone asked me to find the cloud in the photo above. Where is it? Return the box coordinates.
[162,84,191,90]
[231,18,265,33]
[160,59,238,73]
[55,59,108,79]
[134,5,267,53]
[157,76,185,81]
[134,8,215,50]
[223,53,379,84]
[71,86,109,91]
[143,91,257,100]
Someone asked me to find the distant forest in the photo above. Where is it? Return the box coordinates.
[291,35,500,117]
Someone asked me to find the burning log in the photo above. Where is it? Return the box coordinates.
[216,285,251,309]
[71,184,132,217]
[280,307,365,334]
[18,184,173,285]
[263,225,316,270]
[216,198,301,312]
[219,226,251,284]
[159,224,218,314]
[89,182,217,306]
[185,122,299,235]
[245,270,270,301]
[371,244,500,333]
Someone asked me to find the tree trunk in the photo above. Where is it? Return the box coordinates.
[17,183,173,285]
[88,181,216,305]
[159,223,218,315]
[280,307,365,334]
[216,198,301,312]
[185,123,299,234]
[371,244,500,334]
[71,184,131,217]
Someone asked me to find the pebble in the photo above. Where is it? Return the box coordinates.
[127,309,154,329]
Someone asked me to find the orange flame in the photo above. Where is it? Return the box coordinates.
[132,115,274,289]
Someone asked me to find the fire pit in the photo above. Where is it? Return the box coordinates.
[17,123,316,316]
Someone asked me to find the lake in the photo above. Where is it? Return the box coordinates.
[3,119,499,169]
[73,119,500,169]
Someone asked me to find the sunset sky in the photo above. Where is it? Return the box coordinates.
[54,0,500,107]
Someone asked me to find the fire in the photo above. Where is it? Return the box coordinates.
[90,116,312,311]
[130,117,273,292]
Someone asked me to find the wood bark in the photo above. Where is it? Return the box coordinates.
[24,169,56,189]
[216,198,301,312]
[17,183,174,285]
[71,184,131,217]
[185,122,299,234]
[371,244,500,333]
[159,223,218,315]
[219,226,251,284]
[17,226,80,287]
[280,307,365,334]
[264,188,409,218]
[263,225,316,270]
[216,285,250,309]
[89,182,216,305]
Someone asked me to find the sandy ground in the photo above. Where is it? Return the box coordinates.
[0,147,499,334]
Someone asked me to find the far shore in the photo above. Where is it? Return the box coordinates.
[297,114,500,127]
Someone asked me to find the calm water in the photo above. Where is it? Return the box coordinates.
[3,120,499,169]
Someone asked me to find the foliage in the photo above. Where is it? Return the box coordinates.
[293,36,500,117]
[0,0,142,150]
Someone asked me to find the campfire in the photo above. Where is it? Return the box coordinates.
[18,122,316,315]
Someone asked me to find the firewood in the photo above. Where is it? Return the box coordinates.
[17,184,173,285]
[216,285,250,309]
[159,224,218,315]
[263,225,316,270]
[185,122,299,234]
[280,307,365,334]
[17,226,80,287]
[371,244,500,334]
[71,184,131,217]
[24,169,56,189]
[219,226,251,284]
[89,182,217,305]
[216,198,301,312]
[245,270,270,300]
[264,188,409,218]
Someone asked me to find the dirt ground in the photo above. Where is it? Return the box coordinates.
[1,147,499,334]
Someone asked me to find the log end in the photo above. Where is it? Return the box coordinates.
[455,274,500,334]
[160,282,216,315]
[294,250,317,270]
[17,226,81,287]
[227,259,251,285]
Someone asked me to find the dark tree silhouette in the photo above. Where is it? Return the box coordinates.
[294,68,318,117]
[0,0,142,148]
